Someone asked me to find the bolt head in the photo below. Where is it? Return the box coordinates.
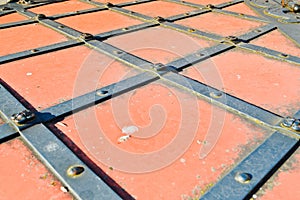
[292,4,300,12]
[11,110,35,125]
[292,119,300,131]
[67,165,85,177]
[235,172,252,184]
[281,117,295,128]
[210,91,223,98]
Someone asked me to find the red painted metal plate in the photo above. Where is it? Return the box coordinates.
[0,0,299,199]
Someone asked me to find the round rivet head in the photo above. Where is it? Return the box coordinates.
[35,14,46,20]
[11,110,35,125]
[96,89,109,96]
[234,172,252,184]
[290,3,300,12]
[281,117,295,128]
[79,33,93,40]
[67,165,85,177]
[292,119,300,132]
[210,91,223,98]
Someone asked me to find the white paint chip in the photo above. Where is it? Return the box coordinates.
[122,125,138,135]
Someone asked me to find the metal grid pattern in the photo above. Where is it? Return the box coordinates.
[0,0,299,199]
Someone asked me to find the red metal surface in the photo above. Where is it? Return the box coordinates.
[0,23,67,56]
[0,0,300,199]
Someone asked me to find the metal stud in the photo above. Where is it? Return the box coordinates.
[281,116,295,128]
[234,172,252,184]
[11,110,35,125]
[67,165,85,177]
[79,33,93,40]
[210,91,223,98]
[153,16,165,23]
[96,89,109,96]
[292,119,300,131]
[35,14,46,20]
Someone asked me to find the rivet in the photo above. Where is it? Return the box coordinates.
[122,27,129,31]
[105,2,114,7]
[11,110,35,125]
[79,33,93,40]
[292,119,300,131]
[35,14,46,20]
[235,172,252,184]
[279,53,289,58]
[153,16,165,22]
[97,90,109,96]
[196,53,205,57]
[210,91,223,98]
[206,4,215,9]
[288,2,300,13]
[58,25,64,29]
[113,50,123,55]
[67,165,85,177]
[281,116,295,128]
[188,28,196,32]
[31,49,38,53]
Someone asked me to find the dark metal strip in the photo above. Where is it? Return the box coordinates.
[0,83,28,116]
[214,0,244,9]
[109,6,153,21]
[166,9,211,22]
[81,0,153,21]
[160,72,283,126]
[160,0,206,8]
[39,18,83,39]
[200,131,299,200]
[86,40,154,70]
[113,0,157,7]
[40,72,158,122]
[0,40,82,64]
[167,43,235,71]
[0,19,34,29]
[21,124,121,200]
[79,0,155,8]
[213,9,269,23]
[50,7,106,20]
[238,43,300,66]
[0,9,14,17]
[95,22,157,39]
[161,21,223,42]
[163,0,244,9]
[238,24,276,42]
[166,25,276,71]
[0,123,19,142]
